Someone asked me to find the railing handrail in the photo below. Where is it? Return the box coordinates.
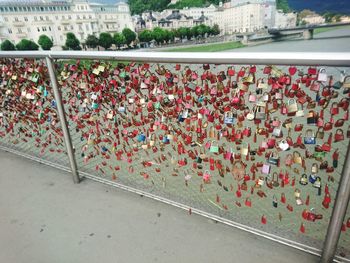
[0,51,350,66]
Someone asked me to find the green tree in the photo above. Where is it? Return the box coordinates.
[185,27,193,40]
[16,39,39,50]
[211,24,220,36]
[38,34,53,50]
[191,26,200,39]
[334,14,342,22]
[122,28,137,46]
[65,33,81,50]
[0,40,15,51]
[152,27,166,44]
[129,0,171,15]
[168,0,204,9]
[85,34,99,49]
[113,33,126,49]
[177,27,188,39]
[99,32,113,50]
[163,30,175,43]
[276,0,290,13]
[138,30,153,43]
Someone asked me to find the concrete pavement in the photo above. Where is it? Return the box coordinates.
[0,150,319,263]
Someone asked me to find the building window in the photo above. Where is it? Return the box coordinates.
[37,27,40,32]
[68,15,71,19]
[49,26,51,31]
[77,15,80,19]
[55,16,58,20]
[4,17,8,22]
[46,16,49,21]
[18,28,22,33]
[34,16,37,21]
[60,35,63,40]
[24,17,28,21]
[8,28,12,34]
[58,26,61,30]
[14,17,19,22]
[85,24,89,30]
[40,16,43,21]
[70,25,73,30]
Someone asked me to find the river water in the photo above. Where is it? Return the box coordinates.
[229,27,350,52]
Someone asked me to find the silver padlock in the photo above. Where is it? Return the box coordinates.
[317,68,328,82]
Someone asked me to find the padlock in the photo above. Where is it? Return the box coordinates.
[287,99,298,113]
[311,163,319,174]
[294,189,301,198]
[317,68,328,82]
[304,129,316,144]
[210,140,219,153]
[256,176,265,187]
[313,177,321,188]
[245,198,252,207]
[272,195,278,208]
[224,112,235,124]
[307,110,317,125]
[240,143,249,156]
[299,174,308,185]
[278,139,290,151]
[296,198,303,206]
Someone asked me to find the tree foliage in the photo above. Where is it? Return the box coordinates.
[276,0,290,13]
[65,33,81,50]
[1,40,15,51]
[85,34,99,48]
[168,0,220,9]
[152,27,167,44]
[16,39,39,50]
[113,33,126,48]
[211,24,220,35]
[129,0,220,15]
[129,0,171,15]
[323,12,342,23]
[99,32,113,49]
[38,34,53,50]
[138,30,153,43]
[122,28,137,45]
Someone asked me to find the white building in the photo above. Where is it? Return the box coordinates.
[214,0,276,34]
[0,0,133,49]
[274,10,297,28]
[302,14,325,25]
[135,9,213,32]
[180,5,217,20]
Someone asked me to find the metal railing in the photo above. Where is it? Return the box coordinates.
[0,51,350,263]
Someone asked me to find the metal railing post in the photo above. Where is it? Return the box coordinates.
[45,56,80,183]
[321,144,350,262]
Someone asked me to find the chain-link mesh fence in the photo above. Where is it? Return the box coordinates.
[0,58,69,167]
[55,59,350,260]
[1,56,349,260]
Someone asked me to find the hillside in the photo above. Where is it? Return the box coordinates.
[92,0,350,15]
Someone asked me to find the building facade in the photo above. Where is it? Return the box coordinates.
[0,0,133,49]
[302,14,325,25]
[214,0,276,34]
[274,10,297,28]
